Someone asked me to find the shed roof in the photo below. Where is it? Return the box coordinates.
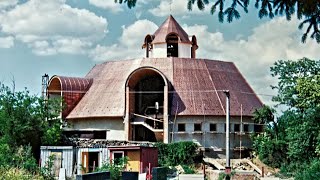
[65,58,262,119]
[152,15,191,44]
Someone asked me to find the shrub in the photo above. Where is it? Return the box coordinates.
[155,141,199,166]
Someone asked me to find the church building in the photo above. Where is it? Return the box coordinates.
[46,15,263,158]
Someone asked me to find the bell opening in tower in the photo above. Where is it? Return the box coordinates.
[166,34,179,57]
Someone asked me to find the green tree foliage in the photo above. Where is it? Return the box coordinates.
[95,157,129,180]
[114,0,320,43]
[251,58,320,177]
[155,141,198,166]
[0,83,63,174]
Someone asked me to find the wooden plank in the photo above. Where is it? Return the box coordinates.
[203,157,225,170]
[244,159,262,175]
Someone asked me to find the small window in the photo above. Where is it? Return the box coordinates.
[178,124,185,132]
[234,124,240,132]
[224,124,226,132]
[254,124,263,132]
[112,151,124,165]
[209,124,217,132]
[244,124,249,132]
[194,123,201,131]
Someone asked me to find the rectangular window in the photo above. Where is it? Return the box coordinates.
[234,124,240,132]
[209,124,217,132]
[244,124,249,132]
[194,123,201,131]
[178,124,185,132]
[112,151,124,165]
[254,124,263,132]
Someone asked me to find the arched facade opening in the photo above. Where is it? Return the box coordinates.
[191,35,198,58]
[144,35,153,58]
[48,77,62,101]
[125,67,169,143]
[166,33,179,57]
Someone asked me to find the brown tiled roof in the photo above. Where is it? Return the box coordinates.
[66,58,262,119]
[152,15,191,44]
[48,76,92,119]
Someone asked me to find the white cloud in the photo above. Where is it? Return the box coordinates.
[88,0,123,13]
[0,36,14,48]
[90,19,158,61]
[149,0,209,17]
[182,16,319,104]
[0,0,107,55]
[0,0,18,10]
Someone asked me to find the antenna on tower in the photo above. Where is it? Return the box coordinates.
[170,0,172,13]
[42,74,49,98]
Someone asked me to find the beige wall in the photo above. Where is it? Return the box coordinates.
[66,117,125,141]
[170,116,255,158]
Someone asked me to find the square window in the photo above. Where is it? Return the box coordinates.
[254,124,263,132]
[234,124,240,132]
[194,123,201,131]
[209,124,216,132]
[244,124,249,132]
[178,124,185,132]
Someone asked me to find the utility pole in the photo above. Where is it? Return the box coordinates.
[223,90,231,175]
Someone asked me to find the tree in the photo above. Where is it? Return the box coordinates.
[114,0,320,43]
[0,83,64,171]
[252,58,320,176]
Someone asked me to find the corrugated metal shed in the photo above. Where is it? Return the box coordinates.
[54,57,262,119]
[40,146,74,178]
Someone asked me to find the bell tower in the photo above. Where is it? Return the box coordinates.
[142,15,198,58]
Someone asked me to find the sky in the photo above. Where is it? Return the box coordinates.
[0,0,319,107]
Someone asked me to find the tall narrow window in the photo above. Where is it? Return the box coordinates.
[234,124,240,132]
[166,34,178,57]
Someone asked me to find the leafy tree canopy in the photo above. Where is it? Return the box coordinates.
[0,83,64,172]
[252,57,320,177]
[114,0,320,43]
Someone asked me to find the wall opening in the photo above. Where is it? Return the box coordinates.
[126,68,168,142]
[144,35,153,58]
[166,33,179,57]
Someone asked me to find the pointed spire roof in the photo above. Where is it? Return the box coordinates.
[152,15,191,44]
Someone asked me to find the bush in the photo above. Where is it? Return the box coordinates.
[252,133,287,168]
[155,141,198,166]
[295,159,320,180]
[0,168,44,180]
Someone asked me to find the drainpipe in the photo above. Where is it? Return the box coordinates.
[223,90,231,174]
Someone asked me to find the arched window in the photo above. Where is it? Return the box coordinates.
[144,35,153,58]
[166,33,179,57]
[191,35,198,58]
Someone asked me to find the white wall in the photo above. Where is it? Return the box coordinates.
[40,146,74,178]
[152,43,167,58]
[66,118,125,141]
[178,43,191,58]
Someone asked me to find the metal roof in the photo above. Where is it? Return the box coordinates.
[64,58,262,119]
[152,15,191,44]
[48,76,92,119]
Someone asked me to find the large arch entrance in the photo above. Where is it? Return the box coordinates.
[125,67,169,143]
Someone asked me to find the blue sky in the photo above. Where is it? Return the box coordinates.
[0,0,319,105]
